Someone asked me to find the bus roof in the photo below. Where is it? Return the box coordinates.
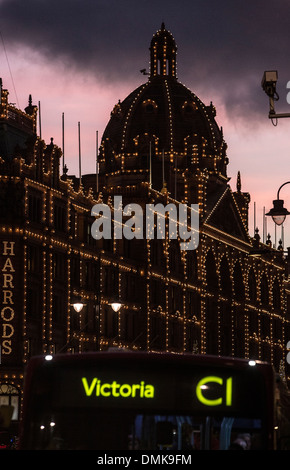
[24,350,274,374]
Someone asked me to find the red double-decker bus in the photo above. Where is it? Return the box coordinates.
[18,351,281,450]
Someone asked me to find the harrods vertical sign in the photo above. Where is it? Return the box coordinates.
[0,239,19,363]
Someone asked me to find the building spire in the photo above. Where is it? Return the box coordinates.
[237,171,241,192]
[150,24,177,78]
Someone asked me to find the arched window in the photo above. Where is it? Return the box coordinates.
[0,383,20,422]
[158,59,162,75]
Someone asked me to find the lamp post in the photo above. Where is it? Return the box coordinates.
[266,182,290,226]
[261,71,290,227]
[70,297,87,352]
[108,299,122,346]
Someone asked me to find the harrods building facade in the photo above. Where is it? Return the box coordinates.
[1,25,290,424]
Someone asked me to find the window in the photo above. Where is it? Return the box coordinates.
[0,383,20,421]
[103,306,118,338]
[54,202,66,231]
[28,192,42,223]
[205,251,218,292]
[248,268,257,303]
[84,261,99,291]
[70,205,76,237]
[260,274,269,307]
[272,279,281,310]
[233,262,245,301]
[220,256,232,297]
[150,279,165,306]
[53,252,66,280]
[52,292,65,324]
[151,240,165,267]
[187,251,197,281]
[168,317,183,350]
[168,285,182,314]
[26,287,40,319]
[27,245,41,273]
[169,241,182,274]
[71,257,80,287]
[142,100,157,114]
[123,310,139,343]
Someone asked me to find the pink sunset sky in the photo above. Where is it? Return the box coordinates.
[1,0,290,247]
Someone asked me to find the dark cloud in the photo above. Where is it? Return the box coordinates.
[1,0,290,119]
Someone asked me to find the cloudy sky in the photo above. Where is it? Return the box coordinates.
[1,0,290,245]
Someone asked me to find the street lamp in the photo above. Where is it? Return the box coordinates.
[67,292,124,351]
[72,301,84,313]
[266,182,290,226]
[71,295,86,313]
[109,300,122,313]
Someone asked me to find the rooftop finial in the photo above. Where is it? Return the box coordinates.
[150,24,177,78]
[237,171,241,192]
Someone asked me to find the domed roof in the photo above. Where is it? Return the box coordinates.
[103,78,223,153]
[101,24,226,175]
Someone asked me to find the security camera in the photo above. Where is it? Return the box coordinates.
[261,70,278,98]
[261,69,290,121]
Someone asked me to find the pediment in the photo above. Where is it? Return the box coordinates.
[204,188,250,242]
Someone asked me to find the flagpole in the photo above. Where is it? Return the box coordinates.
[78,122,82,187]
[96,130,99,193]
[62,112,65,173]
[38,101,42,139]
[162,149,165,185]
[175,154,177,199]
[149,141,152,187]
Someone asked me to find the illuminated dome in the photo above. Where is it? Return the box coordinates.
[99,24,228,199]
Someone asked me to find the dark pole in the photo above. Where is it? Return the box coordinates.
[277,181,290,200]
[96,255,101,351]
[78,122,82,187]
[62,112,65,173]
[96,292,100,351]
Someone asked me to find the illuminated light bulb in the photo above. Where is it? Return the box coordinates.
[45,355,53,361]
[73,302,84,313]
[110,302,122,312]
[248,360,256,367]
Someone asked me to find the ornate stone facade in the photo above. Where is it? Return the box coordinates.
[0,25,289,427]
